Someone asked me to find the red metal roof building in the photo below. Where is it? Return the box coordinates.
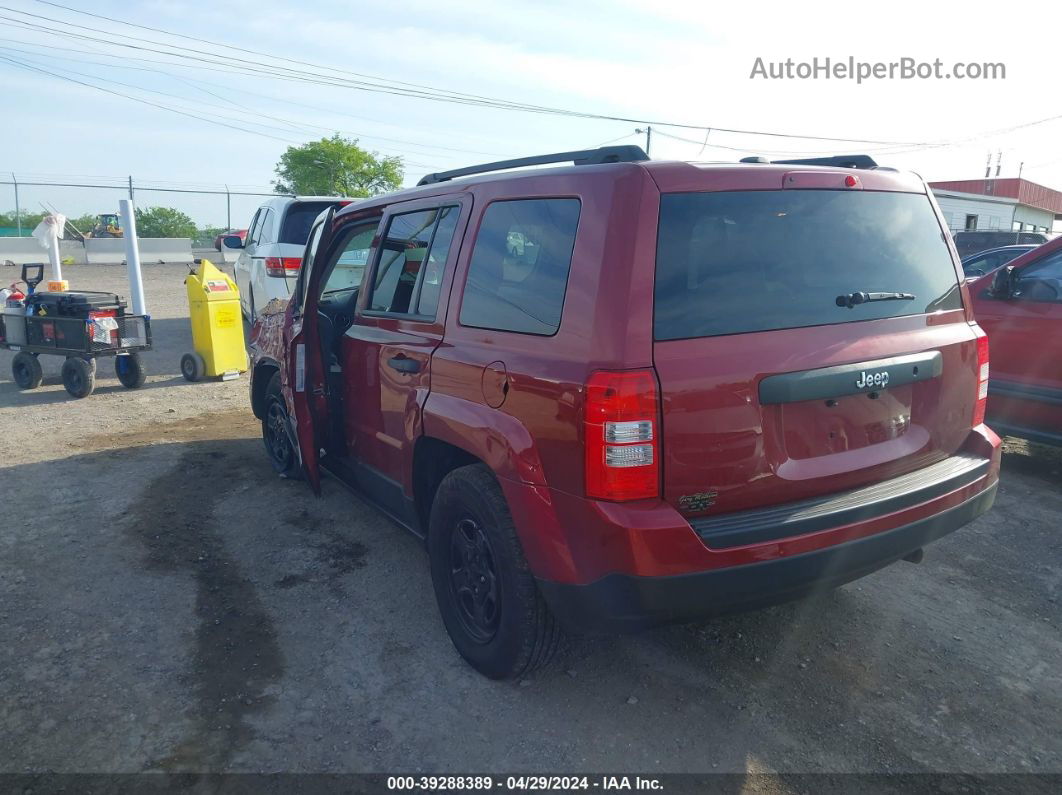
[929,177,1062,233]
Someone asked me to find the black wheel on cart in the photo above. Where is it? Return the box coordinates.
[262,371,301,479]
[61,357,96,398]
[180,352,205,382]
[115,352,146,389]
[12,352,43,390]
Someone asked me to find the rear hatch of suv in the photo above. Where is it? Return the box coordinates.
[269,201,341,291]
[650,168,984,530]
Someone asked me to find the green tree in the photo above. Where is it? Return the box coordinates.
[273,134,403,197]
[0,209,46,232]
[134,206,197,238]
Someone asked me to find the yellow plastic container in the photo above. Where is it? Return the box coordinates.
[181,258,247,381]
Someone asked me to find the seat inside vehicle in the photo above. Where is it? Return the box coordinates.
[318,287,359,368]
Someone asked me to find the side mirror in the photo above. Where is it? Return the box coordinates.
[222,235,244,250]
[989,265,1016,299]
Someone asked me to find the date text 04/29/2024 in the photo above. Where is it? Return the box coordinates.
[386,775,664,791]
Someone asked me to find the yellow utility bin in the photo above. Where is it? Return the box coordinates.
[181,258,247,382]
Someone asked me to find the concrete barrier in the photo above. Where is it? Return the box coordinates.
[0,237,50,265]
[139,237,193,264]
[84,238,126,264]
[85,237,193,264]
[60,240,88,265]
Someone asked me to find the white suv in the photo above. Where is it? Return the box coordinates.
[227,196,347,319]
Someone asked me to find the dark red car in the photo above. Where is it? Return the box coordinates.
[969,235,1062,445]
[214,228,247,251]
[248,147,1000,679]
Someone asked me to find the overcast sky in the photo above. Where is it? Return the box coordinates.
[2,0,1061,229]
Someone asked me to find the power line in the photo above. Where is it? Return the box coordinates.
[0,51,303,144]
[29,0,571,112]
[0,36,512,158]
[0,52,447,173]
[7,3,1062,161]
[649,128,935,157]
[1,3,940,146]
[0,177,280,197]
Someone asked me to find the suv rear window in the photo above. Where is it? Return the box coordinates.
[280,202,335,245]
[459,198,580,336]
[654,190,962,340]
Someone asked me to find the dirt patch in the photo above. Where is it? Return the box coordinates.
[272,509,368,594]
[125,442,283,771]
[77,409,259,453]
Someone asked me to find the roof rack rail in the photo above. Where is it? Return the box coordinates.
[771,154,879,169]
[417,145,649,186]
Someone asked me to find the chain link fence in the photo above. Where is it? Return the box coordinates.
[1,174,287,246]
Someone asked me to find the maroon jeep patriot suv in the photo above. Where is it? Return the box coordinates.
[248,146,1000,679]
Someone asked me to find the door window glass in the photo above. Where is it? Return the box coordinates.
[322,223,379,296]
[1016,250,1062,302]
[295,221,324,310]
[415,205,460,317]
[368,206,460,317]
[258,209,276,245]
[246,209,262,246]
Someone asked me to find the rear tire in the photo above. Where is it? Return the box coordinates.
[115,352,146,389]
[61,357,95,398]
[428,464,560,679]
[12,352,43,390]
[262,372,301,479]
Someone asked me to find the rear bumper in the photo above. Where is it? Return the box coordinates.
[536,481,997,634]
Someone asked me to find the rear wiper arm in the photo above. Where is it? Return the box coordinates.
[836,291,916,309]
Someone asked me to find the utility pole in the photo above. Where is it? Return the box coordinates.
[1018,162,1024,180]
[12,172,20,235]
[128,175,134,202]
[635,126,652,157]
[995,150,1002,177]
[984,152,992,179]
[225,184,231,230]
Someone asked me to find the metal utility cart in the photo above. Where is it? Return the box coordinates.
[1,264,153,399]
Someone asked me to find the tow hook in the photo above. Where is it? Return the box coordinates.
[902,548,924,564]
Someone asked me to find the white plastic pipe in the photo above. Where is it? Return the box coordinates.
[119,199,147,315]
[46,216,62,283]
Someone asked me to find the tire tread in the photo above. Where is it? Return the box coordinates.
[430,463,560,679]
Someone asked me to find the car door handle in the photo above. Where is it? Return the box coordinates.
[387,355,421,374]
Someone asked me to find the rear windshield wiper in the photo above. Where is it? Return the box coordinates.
[836,291,916,309]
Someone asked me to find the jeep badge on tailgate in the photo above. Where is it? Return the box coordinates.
[855,370,890,389]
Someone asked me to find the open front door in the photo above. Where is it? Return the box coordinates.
[288,205,338,495]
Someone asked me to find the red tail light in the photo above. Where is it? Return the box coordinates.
[973,332,990,426]
[265,257,302,277]
[584,369,660,501]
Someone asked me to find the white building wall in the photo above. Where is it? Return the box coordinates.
[1012,205,1054,232]
[932,191,1016,232]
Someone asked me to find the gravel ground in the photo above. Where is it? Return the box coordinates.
[1,263,1060,781]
